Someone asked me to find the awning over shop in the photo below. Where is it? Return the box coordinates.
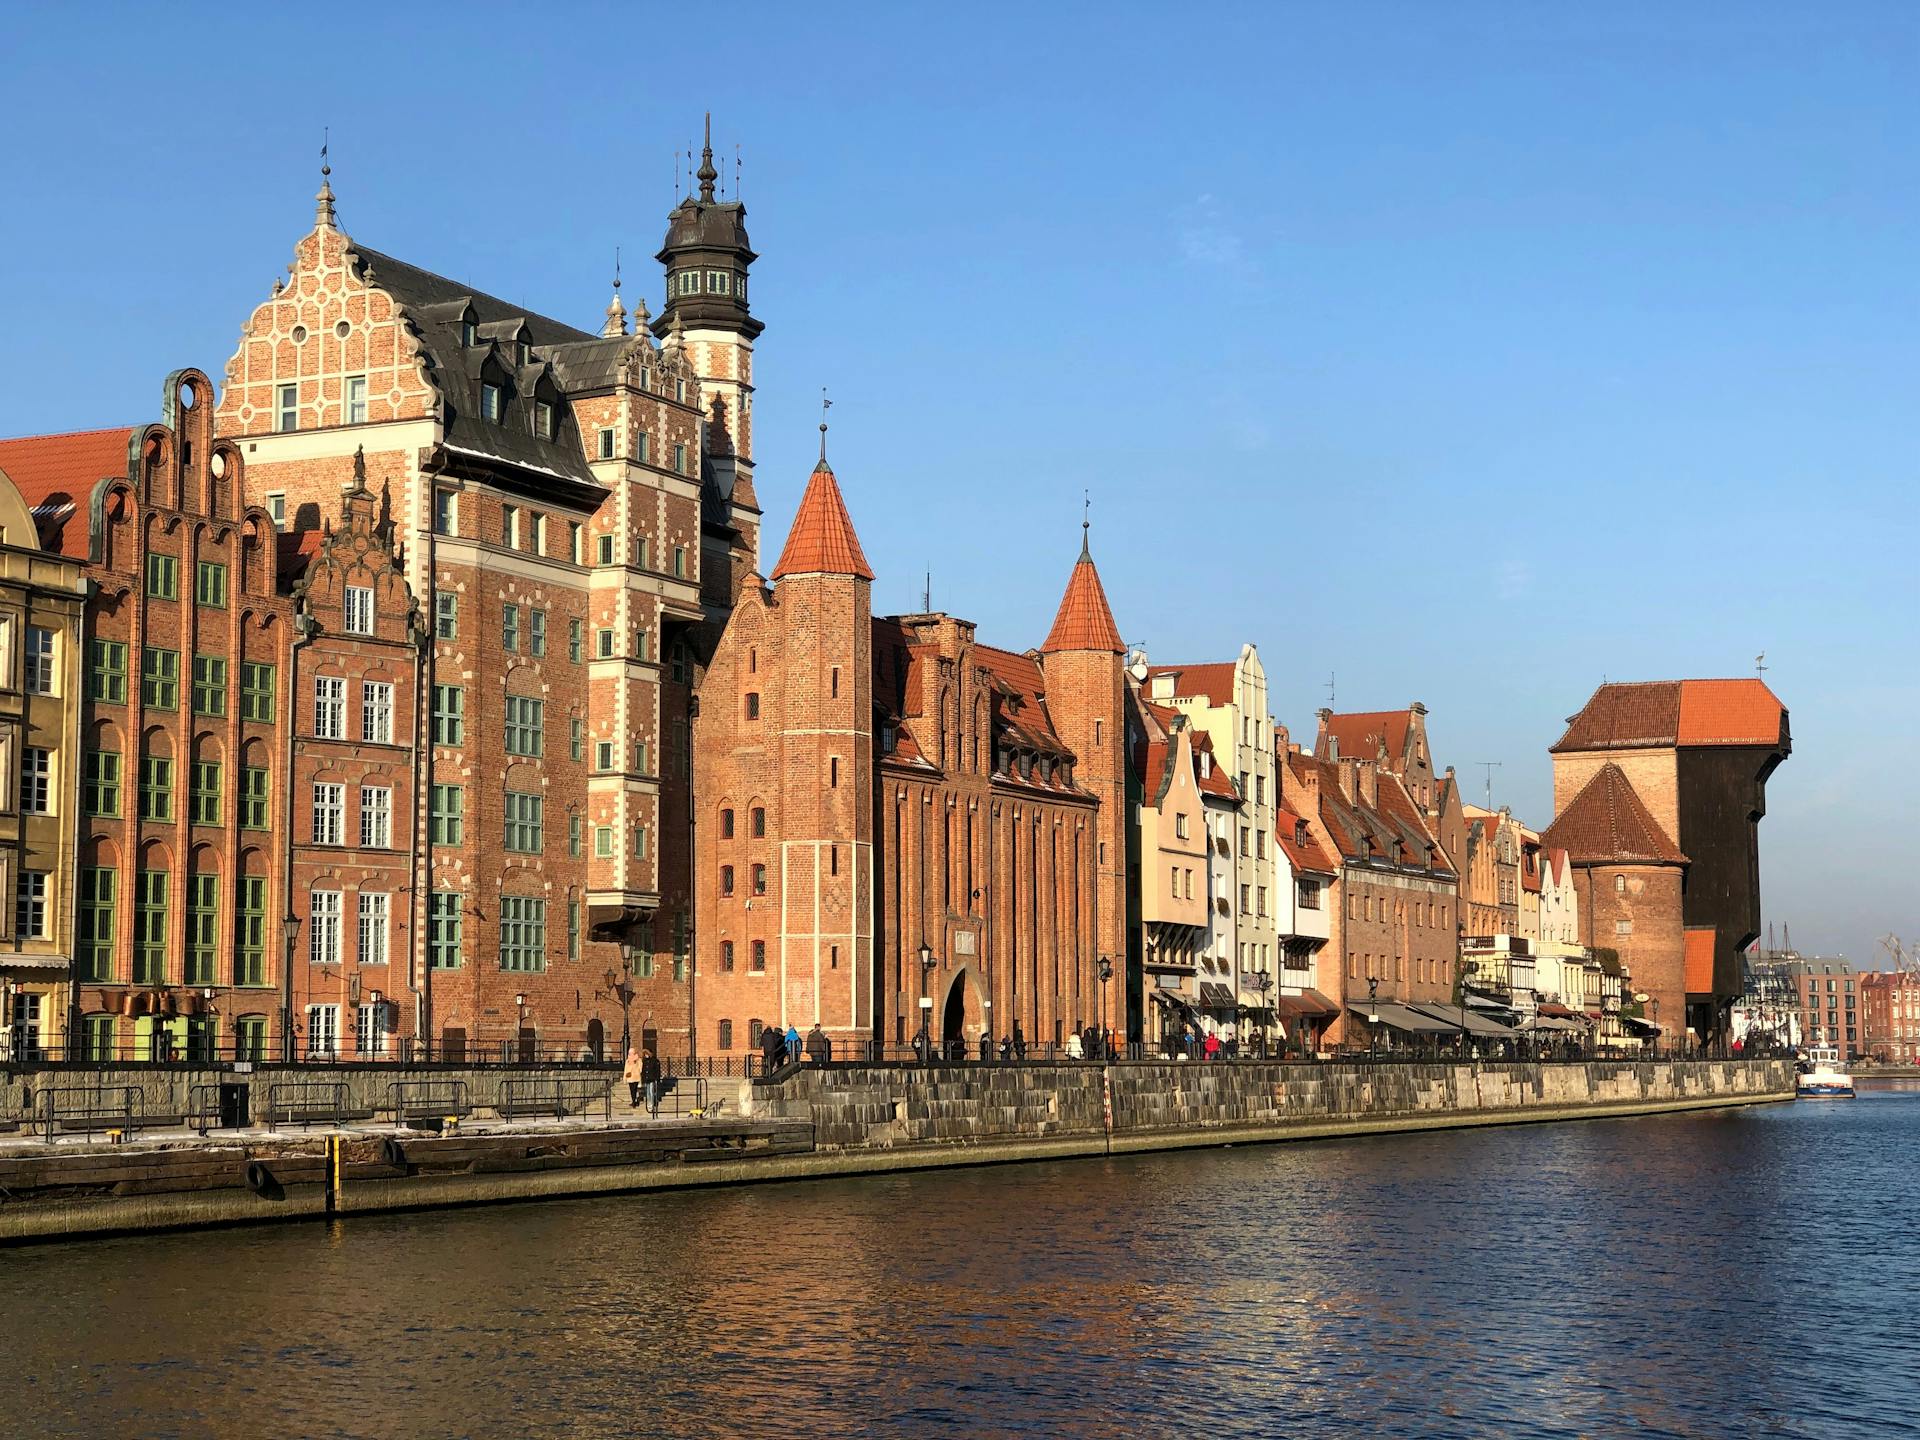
[1199,983,1238,1011]
[1352,1002,1457,1036]
[1622,1015,1663,1036]
[1527,1016,1585,1033]
[1536,1003,1580,1019]
[1276,989,1339,1019]
[1409,1003,1514,1038]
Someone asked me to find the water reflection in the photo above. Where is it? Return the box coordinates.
[0,1089,1914,1439]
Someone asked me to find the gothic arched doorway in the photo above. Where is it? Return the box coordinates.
[942,974,968,1058]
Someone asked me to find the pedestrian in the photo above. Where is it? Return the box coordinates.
[785,1023,801,1067]
[641,1048,663,1116]
[1105,1027,1117,1061]
[978,1032,992,1061]
[623,1045,645,1107]
[759,1021,784,1073]
[998,1035,1013,1061]
[1065,1030,1083,1061]
[1204,1030,1221,1061]
[1012,1021,1027,1061]
[806,1023,831,1065]
[913,1024,932,1065]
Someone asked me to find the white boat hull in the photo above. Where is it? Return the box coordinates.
[1797,1075,1855,1098]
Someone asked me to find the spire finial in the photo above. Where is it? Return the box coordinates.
[819,387,833,464]
[315,127,337,229]
[602,245,629,338]
[697,112,718,202]
[1080,488,1091,561]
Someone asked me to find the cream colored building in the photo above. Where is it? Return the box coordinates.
[0,460,88,1057]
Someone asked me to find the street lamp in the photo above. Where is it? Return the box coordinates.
[1252,970,1274,1058]
[1097,955,1114,1059]
[280,915,301,1062]
[1367,976,1380,1054]
[918,942,936,1057]
[1457,959,1478,1056]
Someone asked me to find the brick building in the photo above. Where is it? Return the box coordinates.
[1549,679,1790,1047]
[691,466,1130,1059]
[1860,970,1919,1064]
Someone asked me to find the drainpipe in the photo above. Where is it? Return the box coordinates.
[281,609,312,1061]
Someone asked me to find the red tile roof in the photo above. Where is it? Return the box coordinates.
[1274,806,1338,876]
[1540,763,1687,865]
[1318,709,1410,764]
[0,426,135,560]
[770,459,874,581]
[1685,928,1717,995]
[1144,662,1237,707]
[1191,731,1236,798]
[1552,680,1786,751]
[1040,551,1124,653]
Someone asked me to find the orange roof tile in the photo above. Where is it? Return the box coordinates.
[0,425,135,560]
[1144,662,1237,707]
[1552,680,1786,751]
[770,459,873,581]
[1041,547,1124,653]
[1685,928,1717,995]
[1541,763,1687,866]
[1274,806,1338,876]
[1318,709,1411,764]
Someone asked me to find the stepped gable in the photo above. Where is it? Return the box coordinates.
[770,459,873,580]
[0,426,136,559]
[1542,762,1688,865]
[1041,541,1124,653]
[1552,679,1787,752]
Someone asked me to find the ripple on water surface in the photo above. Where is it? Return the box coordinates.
[1,1084,1916,1439]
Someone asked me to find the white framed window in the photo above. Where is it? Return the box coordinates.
[499,897,547,972]
[597,428,614,460]
[23,627,55,694]
[15,870,48,939]
[434,591,458,639]
[360,786,393,847]
[267,492,287,526]
[344,585,375,635]
[535,400,555,440]
[361,681,393,743]
[358,892,390,966]
[346,374,368,425]
[309,891,343,966]
[277,384,298,433]
[313,676,345,738]
[20,747,51,814]
[355,1001,390,1057]
[595,741,614,771]
[434,489,456,536]
[306,1002,340,1058]
[503,505,519,549]
[312,782,345,845]
[594,826,614,857]
[482,382,503,423]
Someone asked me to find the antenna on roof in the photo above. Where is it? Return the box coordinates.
[1326,673,1336,710]
[1476,761,1502,812]
[924,570,932,614]
[735,143,742,202]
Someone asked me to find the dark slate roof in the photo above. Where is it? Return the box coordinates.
[548,337,631,395]
[351,245,602,491]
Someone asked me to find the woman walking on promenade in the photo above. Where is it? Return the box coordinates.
[623,1046,645,1107]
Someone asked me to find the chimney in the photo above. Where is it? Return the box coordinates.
[1337,758,1360,804]
[1359,761,1379,808]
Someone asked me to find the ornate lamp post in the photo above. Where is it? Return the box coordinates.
[1252,970,1274,1058]
[280,915,301,1062]
[1097,955,1114,1059]
[918,941,936,1058]
[1367,975,1381,1054]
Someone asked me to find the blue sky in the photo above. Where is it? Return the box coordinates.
[3,3,1915,966]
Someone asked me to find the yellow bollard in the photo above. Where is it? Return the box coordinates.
[326,1134,343,1214]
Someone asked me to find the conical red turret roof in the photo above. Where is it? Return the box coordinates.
[770,459,873,581]
[1041,539,1124,653]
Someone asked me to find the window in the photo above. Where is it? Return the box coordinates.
[752,864,767,896]
[1239,826,1250,858]
[345,374,368,425]
[276,384,298,432]
[597,533,615,565]
[751,807,766,838]
[568,618,583,663]
[595,826,614,858]
[430,784,464,845]
[361,681,393,743]
[1614,875,1626,894]
[15,871,47,940]
[1174,813,1189,841]
[504,695,544,756]
[185,872,218,984]
[190,655,227,717]
[529,608,547,657]
[142,648,179,709]
[500,897,547,972]
[595,740,615,771]
[358,892,390,965]
[434,489,456,536]
[1615,919,1633,937]
[344,585,375,634]
[504,790,543,852]
[1257,886,1268,917]
[134,870,169,985]
[633,824,649,858]
[267,492,287,526]
[720,865,735,896]
[241,766,270,829]
[195,562,228,608]
[1256,832,1266,860]
[721,808,735,839]
[313,676,345,738]
[750,940,766,972]
[637,432,651,464]
[20,748,50,815]
[361,786,393,847]
[502,603,519,652]
[435,591,458,639]
[241,662,276,723]
[146,553,180,600]
[535,400,555,440]
[745,693,760,720]
[88,640,128,703]
[568,811,583,856]
[482,382,504,423]
[237,876,267,986]
[355,1002,390,1058]
[672,545,687,578]
[77,869,116,982]
[309,889,343,966]
[306,1003,340,1058]
[598,628,615,658]
[1299,880,1322,910]
[312,782,345,845]
[432,685,464,745]
[598,428,615,460]
[84,749,121,816]
[829,757,839,787]
[673,443,687,475]
[139,755,173,822]
[429,893,463,969]
[190,761,222,826]
[721,941,735,972]
[23,627,55,693]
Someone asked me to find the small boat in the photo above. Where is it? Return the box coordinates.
[1796,1045,1855,1098]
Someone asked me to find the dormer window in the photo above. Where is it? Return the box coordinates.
[460,312,477,347]
[517,338,532,367]
[481,382,503,423]
[1295,820,1309,847]
[535,400,555,441]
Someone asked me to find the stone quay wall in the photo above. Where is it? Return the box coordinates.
[746,1058,1794,1152]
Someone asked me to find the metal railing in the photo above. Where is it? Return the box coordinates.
[262,1081,352,1131]
[498,1076,613,1122]
[386,1079,471,1127]
[186,1083,224,1136]
[34,1086,146,1142]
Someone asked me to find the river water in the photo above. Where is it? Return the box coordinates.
[1,1083,1914,1440]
